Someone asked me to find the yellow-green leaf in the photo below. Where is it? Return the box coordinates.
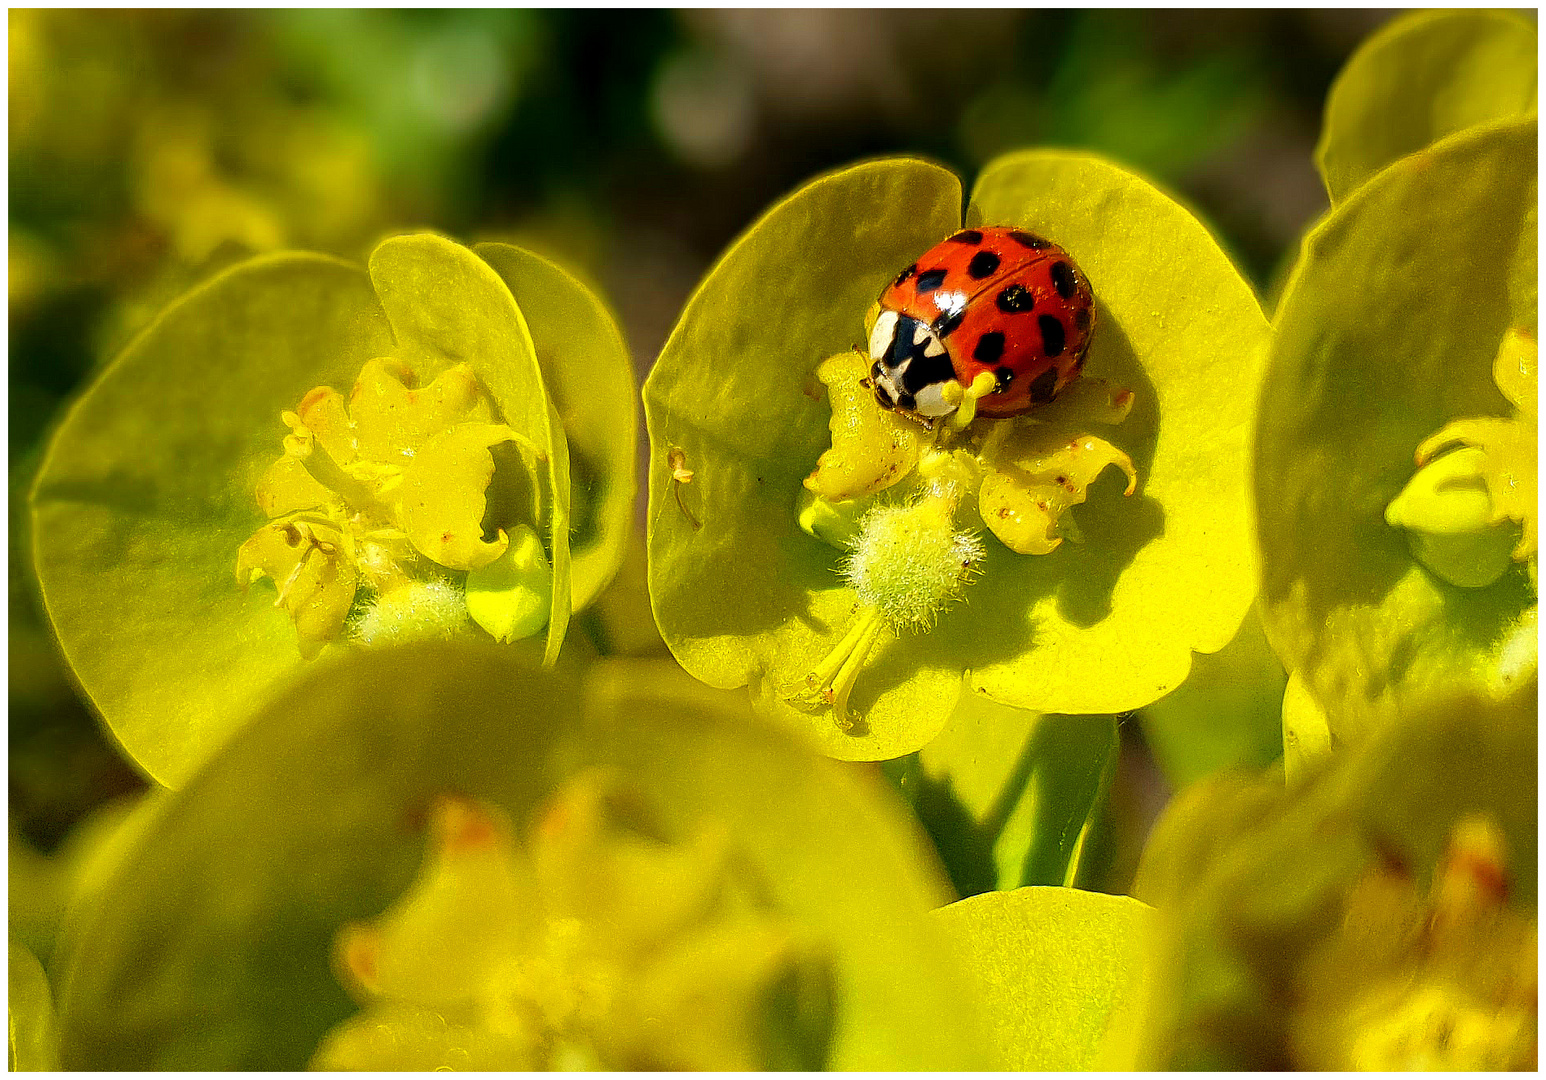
[475,243,637,614]
[30,253,395,787]
[933,886,1153,1070]
[1257,118,1537,743]
[1317,10,1538,204]
[9,937,60,1071]
[965,150,1267,715]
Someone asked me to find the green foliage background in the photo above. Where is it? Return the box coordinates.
[10,8,1536,1073]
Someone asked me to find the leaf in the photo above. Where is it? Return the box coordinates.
[932,886,1153,1071]
[475,243,637,614]
[368,234,572,667]
[643,157,965,761]
[1317,10,1538,204]
[9,937,60,1071]
[54,643,989,1071]
[1256,118,1537,743]
[914,690,1118,895]
[30,253,396,787]
[964,150,1267,715]
[1137,605,1286,790]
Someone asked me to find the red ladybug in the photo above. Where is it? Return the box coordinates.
[867,226,1095,421]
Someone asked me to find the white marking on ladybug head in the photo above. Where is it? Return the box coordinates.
[913,381,956,417]
[869,310,899,362]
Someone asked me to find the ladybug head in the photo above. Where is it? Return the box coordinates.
[867,311,957,419]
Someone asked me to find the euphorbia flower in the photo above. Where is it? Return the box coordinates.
[315,782,833,1071]
[1114,685,1536,1070]
[1258,114,1537,746]
[30,235,636,787]
[235,357,545,657]
[51,643,991,1070]
[645,153,1268,759]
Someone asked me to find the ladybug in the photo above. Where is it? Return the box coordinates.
[867,226,1095,421]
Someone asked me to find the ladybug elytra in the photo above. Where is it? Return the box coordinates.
[868,226,1095,422]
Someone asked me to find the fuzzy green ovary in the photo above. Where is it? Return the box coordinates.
[791,476,983,731]
[238,358,552,655]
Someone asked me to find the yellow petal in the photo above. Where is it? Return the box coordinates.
[254,454,333,518]
[339,795,537,1011]
[395,423,518,571]
[349,358,494,464]
[804,350,923,502]
[294,385,357,466]
[1493,328,1536,422]
[979,430,1138,556]
[234,518,356,659]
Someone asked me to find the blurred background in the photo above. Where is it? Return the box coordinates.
[10,8,1393,854]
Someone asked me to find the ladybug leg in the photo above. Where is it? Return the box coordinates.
[944,371,999,430]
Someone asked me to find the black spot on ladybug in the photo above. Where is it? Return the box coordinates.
[994,365,1014,391]
[932,309,964,338]
[1008,230,1049,250]
[896,391,917,412]
[915,268,947,293]
[1050,261,1076,299]
[1075,308,1091,332]
[1039,314,1066,357]
[973,331,1005,364]
[949,229,984,245]
[996,284,1035,314]
[967,251,1001,280]
[1028,366,1058,403]
[893,263,917,287]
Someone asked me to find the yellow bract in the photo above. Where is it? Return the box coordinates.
[394,422,520,572]
[349,359,494,464]
[1413,328,1537,561]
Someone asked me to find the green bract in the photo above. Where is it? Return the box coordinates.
[31,234,635,787]
[1316,10,1538,205]
[645,154,1266,760]
[1136,606,1286,790]
[933,886,1151,1070]
[1118,685,1536,1070]
[53,643,988,1070]
[908,693,1117,896]
[1257,118,1537,744]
